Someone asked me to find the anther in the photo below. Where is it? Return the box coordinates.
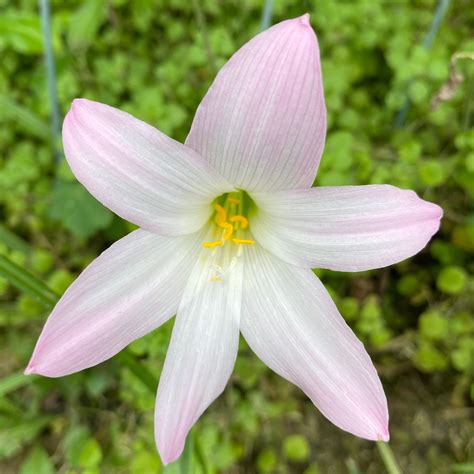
[214,204,227,225]
[228,197,240,205]
[229,215,248,229]
[202,240,223,248]
[232,238,255,245]
[222,223,233,240]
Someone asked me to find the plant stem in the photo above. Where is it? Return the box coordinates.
[39,0,61,163]
[376,441,403,474]
[260,0,273,31]
[421,0,451,50]
[395,0,451,127]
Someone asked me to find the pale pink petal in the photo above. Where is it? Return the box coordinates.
[185,14,326,192]
[155,243,243,464]
[26,228,206,377]
[240,245,389,441]
[251,185,442,271]
[63,99,233,236]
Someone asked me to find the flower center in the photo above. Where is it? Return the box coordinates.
[202,192,255,249]
[201,191,255,283]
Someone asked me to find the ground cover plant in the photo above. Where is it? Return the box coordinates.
[0,0,473,473]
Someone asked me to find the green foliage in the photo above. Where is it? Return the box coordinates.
[0,0,473,472]
[67,0,108,51]
[436,265,468,294]
[20,445,54,474]
[0,13,43,54]
[0,416,51,459]
[419,311,449,340]
[256,448,278,473]
[283,434,310,462]
[49,180,113,239]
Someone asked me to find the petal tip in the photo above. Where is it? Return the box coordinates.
[65,98,88,126]
[433,203,443,220]
[69,98,99,120]
[24,362,36,376]
[298,13,311,26]
[69,98,84,114]
[157,443,185,466]
[71,97,89,108]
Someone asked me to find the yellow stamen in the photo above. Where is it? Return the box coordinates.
[221,223,233,240]
[202,240,223,248]
[232,238,255,245]
[214,203,227,225]
[210,275,223,282]
[228,197,240,205]
[229,215,248,229]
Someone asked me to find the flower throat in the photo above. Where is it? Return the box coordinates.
[202,191,255,249]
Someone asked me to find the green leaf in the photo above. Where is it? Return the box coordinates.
[0,371,38,398]
[31,249,54,274]
[130,450,161,474]
[414,342,449,372]
[49,180,113,239]
[282,434,310,462]
[68,0,108,50]
[397,274,422,296]
[419,311,449,340]
[419,160,446,186]
[436,266,468,295]
[0,416,51,459]
[0,14,43,54]
[0,95,49,140]
[117,351,156,394]
[451,338,474,372]
[64,426,91,467]
[0,224,31,255]
[20,445,54,474]
[452,464,474,474]
[178,430,194,474]
[79,438,103,468]
[0,255,59,308]
[339,297,359,320]
[257,449,278,473]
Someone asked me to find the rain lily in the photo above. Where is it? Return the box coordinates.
[26,14,442,463]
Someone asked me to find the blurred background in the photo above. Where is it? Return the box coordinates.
[0,0,473,473]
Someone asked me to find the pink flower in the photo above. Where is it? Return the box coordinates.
[26,14,442,463]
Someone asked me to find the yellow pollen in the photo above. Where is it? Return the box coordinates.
[232,238,255,245]
[203,197,253,249]
[229,215,248,229]
[221,222,234,240]
[210,275,223,282]
[202,240,223,248]
[214,203,227,225]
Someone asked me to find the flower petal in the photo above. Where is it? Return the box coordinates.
[63,99,233,236]
[240,245,389,441]
[26,228,205,377]
[155,244,243,464]
[185,14,326,192]
[251,185,442,271]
